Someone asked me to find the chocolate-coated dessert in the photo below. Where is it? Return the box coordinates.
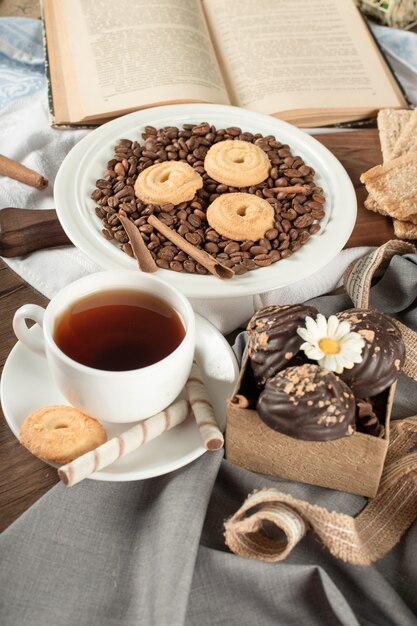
[336,309,404,398]
[247,304,318,385]
[257,363,356,441]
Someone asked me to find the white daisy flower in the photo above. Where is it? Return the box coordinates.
[296,314,365,374]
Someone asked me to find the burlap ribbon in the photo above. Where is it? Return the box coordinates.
[343,239,417,381]
[224,240,417,565]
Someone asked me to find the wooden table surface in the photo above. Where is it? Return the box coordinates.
[0,128,402,532]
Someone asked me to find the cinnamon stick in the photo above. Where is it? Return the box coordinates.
[186,360,224,451]
[0,154,48,189]
[119,213,157,273]
[58,399,190,486]
[270,185,307,194]
[147,215,234,280]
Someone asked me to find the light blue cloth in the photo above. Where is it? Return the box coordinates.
[369,23,417,104]
[0,17,45,111]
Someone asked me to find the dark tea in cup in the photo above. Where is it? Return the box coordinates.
[14,270,195,422]
[54,289,185,371]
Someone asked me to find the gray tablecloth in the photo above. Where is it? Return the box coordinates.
[1,253,417,626]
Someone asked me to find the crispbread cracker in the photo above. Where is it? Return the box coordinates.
[391,108,417,159]
[398,212,417,225]
[377,109,413,161]
[393,219,417,240]
[360,151,417,219]
[364,195,388,216]
[365,195,417,223]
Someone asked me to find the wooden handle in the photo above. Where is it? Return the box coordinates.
[0,208,72,257]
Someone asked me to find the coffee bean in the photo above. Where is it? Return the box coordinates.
[250,245,267,256]
[170,260,184,272]
[185,232,202,246]
[294,214,314,228]
[188,214,202,228]
[281,249,293,259]
[224,241,240,255]
[254,254,272,267]
[265,228,279,240]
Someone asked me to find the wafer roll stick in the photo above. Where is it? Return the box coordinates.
[58,399,190,487]
[186,360,224,450]
[0,154,48,189]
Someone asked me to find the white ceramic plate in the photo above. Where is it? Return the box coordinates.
[0,314,238,481]
[54,103,357,299]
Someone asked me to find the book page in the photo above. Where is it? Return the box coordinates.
[204,0,406,120]
[56,0,229,123]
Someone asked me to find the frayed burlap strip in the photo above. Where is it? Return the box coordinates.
[224,417,417,565]
[344,239,417,381]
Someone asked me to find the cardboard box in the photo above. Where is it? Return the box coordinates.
[226,351,396,497]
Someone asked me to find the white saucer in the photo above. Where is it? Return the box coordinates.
[0,314,238,481]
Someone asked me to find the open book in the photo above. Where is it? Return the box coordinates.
[42,0,409,128]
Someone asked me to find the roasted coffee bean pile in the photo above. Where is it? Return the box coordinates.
[91,122,326,275]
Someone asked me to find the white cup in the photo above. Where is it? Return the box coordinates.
[13,270,195,423]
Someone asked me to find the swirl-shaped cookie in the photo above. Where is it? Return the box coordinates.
[134,161,203,205]
[19,405,107,464]
[206,192,275,241]
[204,140,271,187]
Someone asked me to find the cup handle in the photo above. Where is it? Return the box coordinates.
[13,304,47,357]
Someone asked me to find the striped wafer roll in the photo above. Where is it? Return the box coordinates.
[58,399,190,487]
[186,360,224,450]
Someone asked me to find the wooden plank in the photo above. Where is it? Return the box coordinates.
[0,261,58,532]
[313,129,396,248]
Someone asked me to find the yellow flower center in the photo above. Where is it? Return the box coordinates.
[318,338,340,355]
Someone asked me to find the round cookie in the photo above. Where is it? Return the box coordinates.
[204,139,271,187]
[134,161,203,205]
[19,405,107,465]
[206,192,275,241]
[336,309,405,398]
[247,304,319,385]
[257,363,356,441]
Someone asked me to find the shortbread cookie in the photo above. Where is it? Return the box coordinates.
[377,108,413,161]
[391,108,417,159]
[393,218,417,239]
[360,152,417,219]
[20,405,107,465]
[204,140,270,187]
[206,192,275,241]
[134,161,203,205]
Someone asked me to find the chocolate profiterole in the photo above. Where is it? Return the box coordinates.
[257,363,356,441]
[336,309,405,398]
[247,304,318,385]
